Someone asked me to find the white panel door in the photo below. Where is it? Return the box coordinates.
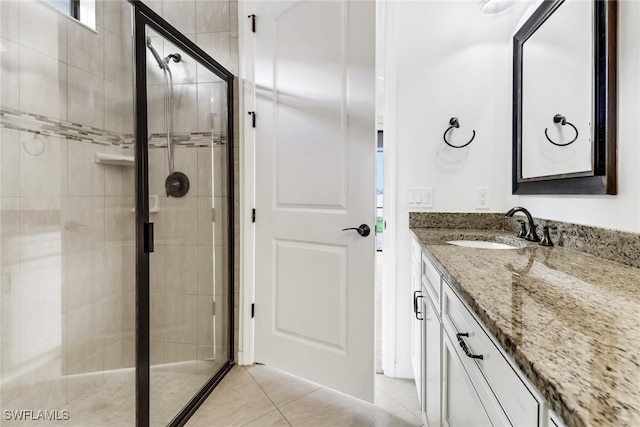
[254,0,376,401]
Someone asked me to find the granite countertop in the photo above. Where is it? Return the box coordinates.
[410,227,640,427]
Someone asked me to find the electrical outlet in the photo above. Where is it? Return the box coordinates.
[476,187,490,210]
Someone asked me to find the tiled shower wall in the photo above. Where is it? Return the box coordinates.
[0,0,238,412]
[1,0,137,410]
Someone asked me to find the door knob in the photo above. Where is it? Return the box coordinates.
[342,224,370,237]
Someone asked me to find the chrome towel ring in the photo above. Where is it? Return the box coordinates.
[443,117,475,148]
[544,114,578,147]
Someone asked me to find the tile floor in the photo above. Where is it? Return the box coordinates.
[186,365,423,427]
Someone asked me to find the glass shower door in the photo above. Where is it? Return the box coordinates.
[143,25,231,427]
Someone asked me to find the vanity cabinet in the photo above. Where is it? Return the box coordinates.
[422,283,441,427]
[411,238,423,405]
[442,332,495,426]
[411,236,547,427]
[442,280,538,426]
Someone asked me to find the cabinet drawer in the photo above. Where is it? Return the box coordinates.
[421,253,441,314]
[442,281,539,427]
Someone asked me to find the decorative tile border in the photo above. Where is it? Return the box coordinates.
[0,107,123,146]
[0,107,227,148]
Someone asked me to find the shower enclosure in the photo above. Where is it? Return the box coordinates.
[0,0,235,426]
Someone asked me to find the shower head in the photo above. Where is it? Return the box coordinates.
[146,36,167,70]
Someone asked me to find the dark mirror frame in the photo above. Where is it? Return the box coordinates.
[512,0,617,195]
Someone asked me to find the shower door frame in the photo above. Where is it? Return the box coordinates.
[130,1,236,426]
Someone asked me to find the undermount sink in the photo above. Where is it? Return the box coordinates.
[446,240,518,250]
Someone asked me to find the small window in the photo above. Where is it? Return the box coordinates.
[43,0,96,30]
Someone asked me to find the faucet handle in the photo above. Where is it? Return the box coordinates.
[539,225,557,247]
[516,219,527,238]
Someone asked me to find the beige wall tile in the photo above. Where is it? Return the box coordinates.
[151,292,166,343]
[0,2,20,42]
[102,0,124,37]
[0,197,20,267]
[173,146,199,195]
[150,243,167,293]
[68,140,105,196]
[104,196,135,246]
[165,196,198,245]
[68,65,105,129]
[164,294,197,344]
[196,32,230,82]
[0,38,20,110]
[63,196,105,253]
[20,197,63,261]
[165,244,198,294]
[196,146,213,196]
[195,0,229,33]
[19,0,68,62]
[197,245,213,296]
[197,197,213,246]
[163,0,197,42]
[67,20,104,78]
[19,47,68,120]
[20,132,68,197]
[197,295,213,346]
[104,147,135,195]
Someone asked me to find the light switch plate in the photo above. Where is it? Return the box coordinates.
[407,187,433,208]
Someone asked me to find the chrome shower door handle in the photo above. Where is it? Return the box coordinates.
[341,224,371,237]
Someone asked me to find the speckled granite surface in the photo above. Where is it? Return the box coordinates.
[410,212,640,268]
[411,227,640,427]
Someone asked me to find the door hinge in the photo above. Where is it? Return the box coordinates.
[251,303,255,318]
[248,14,256,33]
[144,222,154,253]
[248,111,256,128]
[252,208,256,223]
[212,300,216,316]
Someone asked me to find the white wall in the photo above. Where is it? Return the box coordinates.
[384,0,513,377]
[384,0,640,376]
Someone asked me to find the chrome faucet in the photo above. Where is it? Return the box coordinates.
[505,206,540,242]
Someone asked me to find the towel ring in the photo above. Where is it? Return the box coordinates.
[544,114,578,147]
[443,117,475,148]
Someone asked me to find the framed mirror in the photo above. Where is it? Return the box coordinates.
[513,0,617,194]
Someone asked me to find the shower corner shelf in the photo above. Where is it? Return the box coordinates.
[95,152,135,166]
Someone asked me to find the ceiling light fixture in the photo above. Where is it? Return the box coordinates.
[480,0,518,15]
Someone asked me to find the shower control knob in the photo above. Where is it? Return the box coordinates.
[165,172,190,197]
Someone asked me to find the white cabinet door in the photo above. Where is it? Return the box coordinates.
[423,289,441,427]
[442,333,494,427]
[412,251,423,403]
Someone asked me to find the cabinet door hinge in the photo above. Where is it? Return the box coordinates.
[251,303,255,318]
[252,208,256,223]
[248,111,256,128]
[212,300,216,316]
[248,14,256,33]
